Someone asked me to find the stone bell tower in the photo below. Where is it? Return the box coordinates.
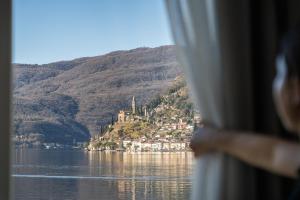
[144,106,148,117]
[132,96,136,114]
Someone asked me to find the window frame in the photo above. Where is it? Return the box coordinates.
[0,0,12,199]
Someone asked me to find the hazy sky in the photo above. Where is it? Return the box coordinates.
[13,0,173,64]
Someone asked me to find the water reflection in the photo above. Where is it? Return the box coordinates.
[13,149,193,200]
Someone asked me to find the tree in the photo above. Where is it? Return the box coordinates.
[117,129,124,138]
[105,141,117,150]
[131,131,140,139]
[111,114,115,125]
[126,142,132,149]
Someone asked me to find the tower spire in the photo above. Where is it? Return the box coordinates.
[132,96,136,114]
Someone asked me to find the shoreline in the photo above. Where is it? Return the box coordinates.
[14,147,192,153]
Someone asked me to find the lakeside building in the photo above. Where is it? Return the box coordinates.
[123,140,189,152]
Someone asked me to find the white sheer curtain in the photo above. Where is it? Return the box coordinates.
[165,0,256,199]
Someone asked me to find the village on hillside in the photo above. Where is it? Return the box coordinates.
[88,78,202,152]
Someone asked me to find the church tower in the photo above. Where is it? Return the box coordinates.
[144,106,148,117]
[132,96,136,114]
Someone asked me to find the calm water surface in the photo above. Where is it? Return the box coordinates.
[12,149,193,200]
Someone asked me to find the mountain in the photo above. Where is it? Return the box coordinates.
[13,45,182,145]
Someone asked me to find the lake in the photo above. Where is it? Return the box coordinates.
[12,149,194,200]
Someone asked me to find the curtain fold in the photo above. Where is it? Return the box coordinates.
[165,0,256,199]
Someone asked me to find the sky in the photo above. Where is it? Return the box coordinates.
[13,0,173,64]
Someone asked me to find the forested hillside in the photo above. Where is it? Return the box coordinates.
[13,45,182,145]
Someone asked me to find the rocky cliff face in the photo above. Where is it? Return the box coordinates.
[13,45,182,144]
